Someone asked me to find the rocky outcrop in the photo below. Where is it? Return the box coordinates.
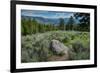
[50,39,70,60]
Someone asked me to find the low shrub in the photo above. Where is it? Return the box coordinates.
[21,31,90,62]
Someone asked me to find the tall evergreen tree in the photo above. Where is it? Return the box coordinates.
[74,13,90,31]
[67,16,74,30]
[59,18,65,30]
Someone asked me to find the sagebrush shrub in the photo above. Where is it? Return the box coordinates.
[21,31,90,62]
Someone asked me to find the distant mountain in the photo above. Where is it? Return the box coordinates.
[21,16,79,25]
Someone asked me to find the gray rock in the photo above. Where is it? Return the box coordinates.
[50,39,69,56]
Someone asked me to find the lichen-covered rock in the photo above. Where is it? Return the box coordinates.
[50,40,70,57]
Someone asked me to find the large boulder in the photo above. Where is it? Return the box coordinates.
[50,40,70,57]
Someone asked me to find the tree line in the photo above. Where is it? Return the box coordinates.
[21,13,90,35]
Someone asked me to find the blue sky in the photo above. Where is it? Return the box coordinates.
[21,10,74,18]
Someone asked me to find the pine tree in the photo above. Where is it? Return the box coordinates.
[74,13,90,31]
[59,18,65,30]
[67,16,74,30]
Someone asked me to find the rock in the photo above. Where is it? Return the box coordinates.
[50,40,70,57]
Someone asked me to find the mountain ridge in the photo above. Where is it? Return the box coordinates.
[21,16,79,25]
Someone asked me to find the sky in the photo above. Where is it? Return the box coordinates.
[21,10,74,19]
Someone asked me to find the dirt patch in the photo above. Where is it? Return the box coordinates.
[48,54,69,61]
